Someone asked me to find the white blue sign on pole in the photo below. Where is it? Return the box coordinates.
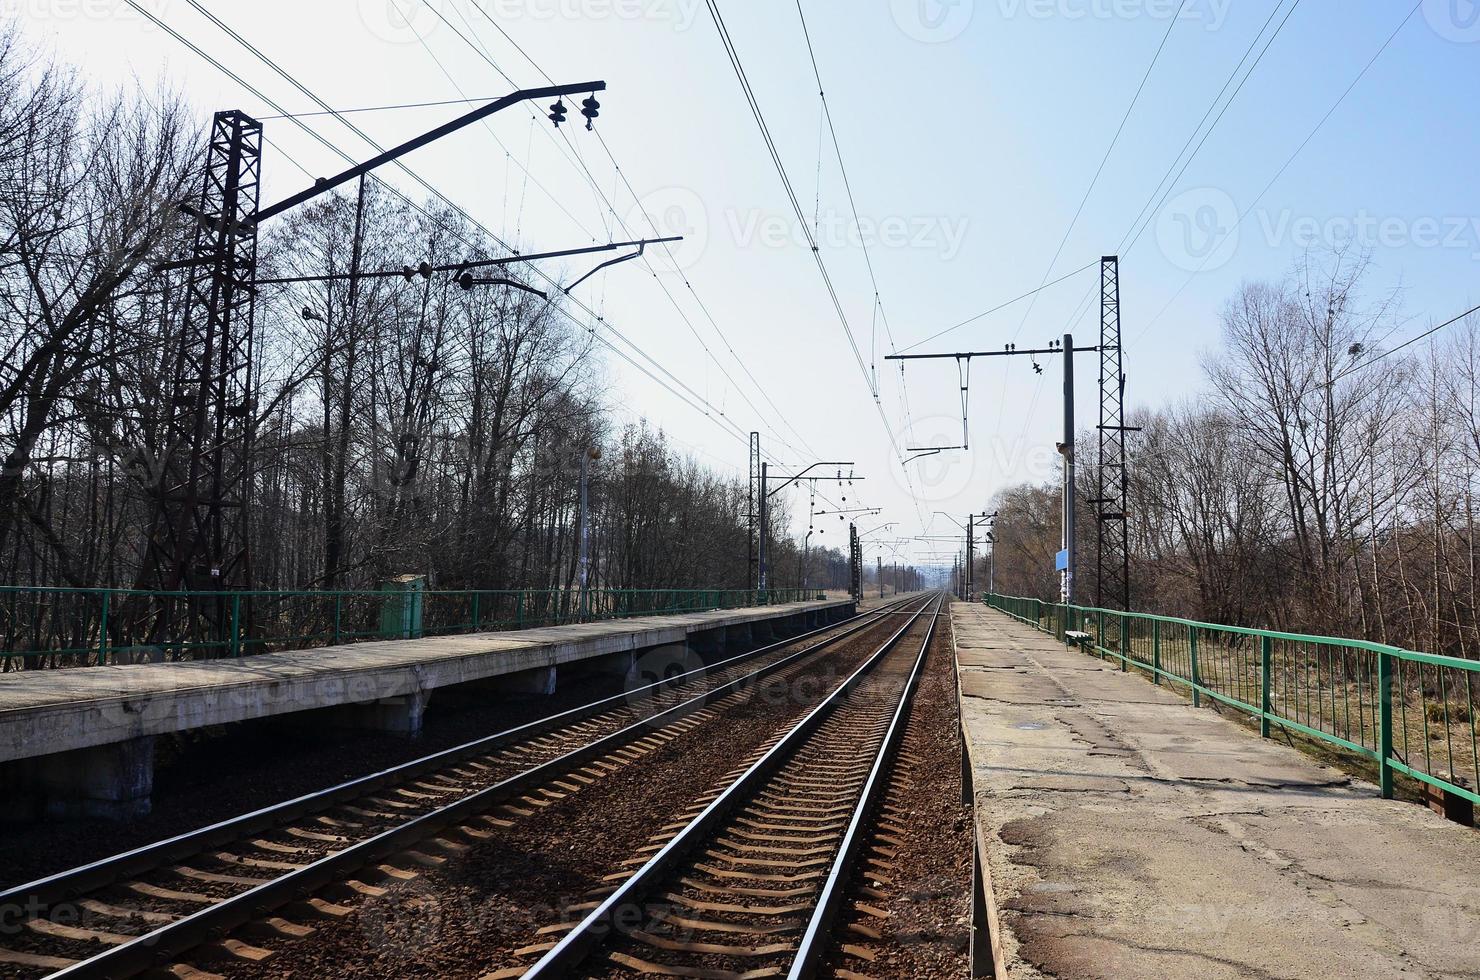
[1055,548,1069,572]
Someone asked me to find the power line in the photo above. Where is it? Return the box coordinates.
[703,0,920,517]
[1008,0,1190,345]
[792,0,922,486]
[181,1,758,449]
[1048,0,1308,354]
[1326,303,1480,389]
[1130,1,1423,348]
[441,0,822,464]
[898,260,1098,353]
[257,96,496,120]
[1119,0,1306,258]
[128,1,755,450]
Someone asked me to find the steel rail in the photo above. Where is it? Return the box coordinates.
[28,595,927,979]
[786,592,942,978]
[521,592,945,978]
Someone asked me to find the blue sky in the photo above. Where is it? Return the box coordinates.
[18,0,1480,567]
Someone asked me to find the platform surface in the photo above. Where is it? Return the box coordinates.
[0,598,851,762]
[955,602,1480,980]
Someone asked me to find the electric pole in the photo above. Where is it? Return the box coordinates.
[578,447,599,620]
[1061,331,1076,604]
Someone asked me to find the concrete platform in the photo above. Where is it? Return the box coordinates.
[0,598,852,818]
[955,602,1480,980]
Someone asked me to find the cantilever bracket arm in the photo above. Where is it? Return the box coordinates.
[565,241,646,293]
[905,445,965,464]
[250,80,607,225]
[456,275,548,301]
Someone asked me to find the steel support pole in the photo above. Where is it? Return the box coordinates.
[758,462,768,600]
[578,449,593,620]
[1062,332,1076,604]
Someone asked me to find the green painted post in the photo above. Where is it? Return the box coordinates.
[516,590,525,629]
[1189,624,1201,707]
[229,594,242,658]
[1097,610,1105,660]
[1378,651,1394,798]
[1152,619,1161,685]
[471,592,481,632]
[333,596,342,645]
[1120,613,1130,671]
[97,591,111,665]
[1260,635,1273,738]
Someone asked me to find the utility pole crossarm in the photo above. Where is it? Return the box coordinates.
[764,462,856,498]
[884,346,1097,361]
[251,80,607,225]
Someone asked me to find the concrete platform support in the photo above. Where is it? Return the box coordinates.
[492,665,558,695]
[687,627,725,661]
[723,623,752,654]
[326,690,431,736]
[1,737,156,820]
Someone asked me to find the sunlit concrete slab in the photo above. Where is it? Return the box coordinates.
[955,602,1480,980]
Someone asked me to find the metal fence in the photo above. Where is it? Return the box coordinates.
[985,592,1480,809]
[0,586,819,671]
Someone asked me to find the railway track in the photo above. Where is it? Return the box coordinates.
[0,596,928,980]
[507,591,946,980]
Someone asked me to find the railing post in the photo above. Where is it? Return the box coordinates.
[516,590,525,629]
[333,595,342,645]
[1188,624,1201,708]
[1152,619,1161,685]
[1378,650,1394,799]
[471,592,481,632]
[229,594,242,658]
[97,590,111,666]
[1097,609,1105,660]
[1120,613,1130,671]
[1260,635,1273,738]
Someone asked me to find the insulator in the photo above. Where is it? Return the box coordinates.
[418,261,433,279]
[401,265,415,281]
[549,99,567,127]
[581,95,600,131]
[457,272,475,290]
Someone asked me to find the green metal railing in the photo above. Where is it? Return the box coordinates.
[0,586,819,671]
[985,592,1480,808]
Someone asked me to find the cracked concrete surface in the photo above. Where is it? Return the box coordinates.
[956,604,1480,980]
